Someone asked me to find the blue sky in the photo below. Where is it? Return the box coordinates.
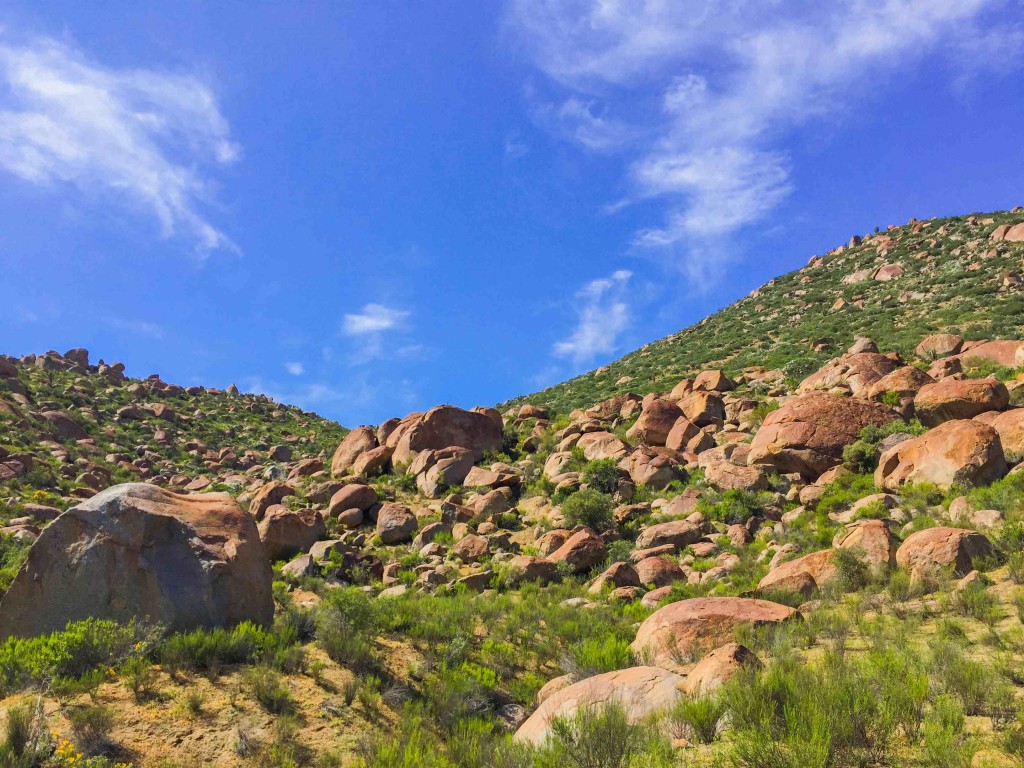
[1,1,1023,426]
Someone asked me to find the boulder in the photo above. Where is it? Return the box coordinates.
[956,340,1024,368]
[875,420,1007,490]
[514,667,684,745]
[704,460,769,492]
[636,519,702,551]
[576,431,630,460]
[351,445,394,476]
[896,527,994,579]
[548,529,607,573]
[389,405,502,465]
[504,555,559,585]
[916,334,963,359]
[635,556,686,587]
[748,393,895,480]
[664,418,701,452]
[258,508,327,562]
[626,399,684,446]
[631,597,796,668]
[249,481,295,520]
[757,549,837,596]
[452,534,489,562]
[40,410,89,442]
[833,519,897,569]
[679,391,725,427]
[693,370,735,392]
[798,353,900,397]
[866,366,934,402]
[0,484,273,639]
[588,561,642,594]
[982,408,1024,456]
[683,643,759,696]
[914,379,1009,426]
[376,504,418,544]
[414,447,476,497]
[327,484,378,516]
[330,426,377,476]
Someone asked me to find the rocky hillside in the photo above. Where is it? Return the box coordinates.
[6,217,1024,767]
[506,207,1024,414]
[0,348,346,586]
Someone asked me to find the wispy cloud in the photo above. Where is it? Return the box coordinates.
[341,303,410,336]
[553,269,632,366]
[507,0,1008,281]
[284,361,305,376]
[106,317,165,339]
[0,32,238,253]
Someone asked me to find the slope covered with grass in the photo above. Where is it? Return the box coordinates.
[506,208,1024,414]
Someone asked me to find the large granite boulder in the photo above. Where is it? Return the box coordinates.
[748,393,896,480]
[0,484,273,638]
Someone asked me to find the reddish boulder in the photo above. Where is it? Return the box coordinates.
[914,379,1009,426]
[798,353,900,397]
[896,527,994,579]
[635,556,686,587]
[627,398,684,446]
[376,503,418,544]
[331,426,377,476]
[757,549,836,596]
[258,508,326,561]
[866,366,934,402]
[635,519,702,551]
[576,431,630,460]
[250,481,295,520]
[679,391,725,428]
[916,334,963,359]
[327,484,378,516]
[683,643,759,696]
[748,393,895,480]
[631,597,796,668]
[514,667,684,745]
[548,528,607,573]
[876,420,1007,490]
[351,445,394,476]
[389,405,502,465]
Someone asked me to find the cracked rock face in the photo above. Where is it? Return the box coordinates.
[0,483,273,639]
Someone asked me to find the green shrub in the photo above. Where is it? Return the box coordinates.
[119,655,155,701]
[316,587,381,673]
[544,701,674,768]
[563,636,634,679]
[66,703,115,755]
[0,618,158,695]
[244,666,294,714]
[697,488,776,525]
[560,489,614,532]
[580,459,620,495]
[670,694,725,744]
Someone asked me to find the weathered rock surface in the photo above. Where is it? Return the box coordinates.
[514,666,684,745]
[631,597,796,669]
[876,420,1007,490]
[748,393,895,480]
[0,484,273,638]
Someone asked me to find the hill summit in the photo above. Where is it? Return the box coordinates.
[506,207,1024,414]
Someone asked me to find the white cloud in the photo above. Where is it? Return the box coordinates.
[553,269,632,365]
[0,33,238,253]
[341,303,410,336]
[284,361,305,376]
[507,0,1006,277]
[106,317,165,339]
